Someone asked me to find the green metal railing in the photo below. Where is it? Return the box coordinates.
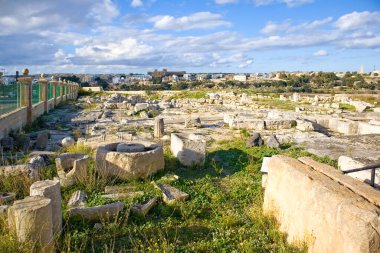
[48,83,54,100]
[32,83,43,105]
[0,82,21,115]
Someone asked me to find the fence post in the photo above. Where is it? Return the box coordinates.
[39,74,48,113]
[50,76,57,107]
[64,80,68,101]
[58,78,63,104]
[18,68,32,124]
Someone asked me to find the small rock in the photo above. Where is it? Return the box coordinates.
[246,132,264,147]
[94,223,103,229]
[36,131,49,150]
[131,197,157,216]
[101,192,144,200]
[61,137,75,147]
[266,134,280,148]
[68,190,87,208]
[185,117,202,128]
[153,182,188,205]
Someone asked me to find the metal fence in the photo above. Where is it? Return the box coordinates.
[0,82,21,115]
[48,83,54,100]
[32,83,43,105]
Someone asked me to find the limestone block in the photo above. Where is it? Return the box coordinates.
[154,182,188,205]
[263,155,380,253]
[265,120,296,130]
[101,192,144,200]
[55,153,89,187]
[68,190,87,208]
[116,143,145,152]
[8,196,54,253]
[68,202,124,222]
[95,141,164,180]
[357,122,380,135]
[154,117,165,138]
[30,180,62,235]
[296,120,315,131]
[328,118,358,135]
[36,131,49,150]
[131,197,158,216]
[134,103,149,112]
[170,133,206,166]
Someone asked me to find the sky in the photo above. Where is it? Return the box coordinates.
[0,0,379,74]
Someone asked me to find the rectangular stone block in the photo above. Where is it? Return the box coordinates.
[263,155,380,253]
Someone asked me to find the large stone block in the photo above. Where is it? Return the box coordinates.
[170,133,206,166]
[8,196,54,252]
[30,180,62,235]
[328,118,358,135]
[95,141,164,180]
[263,155,380,253]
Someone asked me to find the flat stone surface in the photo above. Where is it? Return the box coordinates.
[154,182,189,205]
[131,196,157,216]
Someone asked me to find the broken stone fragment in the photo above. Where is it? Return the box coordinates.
[246,132,264,147]
[131,196,158,216]
[68,190,87,208]
[153,182,189,205]
[68,202,124,222]
[266,134,280,148]
[101,192,144,200]
[36,131,49,150]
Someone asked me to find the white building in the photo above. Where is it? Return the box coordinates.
[233,75,247,82]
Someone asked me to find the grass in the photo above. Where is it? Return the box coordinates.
[0,138,329,252]
[339,103,356,112]
[169,90,208,100]
[253,98,296,111]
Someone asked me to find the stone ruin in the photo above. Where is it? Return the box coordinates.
[170,133,206,166]
[55,153,89,187]
[95,141,164,180]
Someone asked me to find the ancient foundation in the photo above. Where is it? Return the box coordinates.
[95,141,164,180]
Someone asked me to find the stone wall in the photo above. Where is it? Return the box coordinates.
[32,102,45,121]
[0,107,28,139]
[263,155,380,253]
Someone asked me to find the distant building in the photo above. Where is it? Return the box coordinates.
[148,68,186,81]
[196,74,211,81]
[233,75,247,82]
[183,73,196,81]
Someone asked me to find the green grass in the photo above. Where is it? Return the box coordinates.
[0,138,326,252]
[339,103,356,112]
[169,91,208,100]
[55,139,310,252]
[254,98,296,111]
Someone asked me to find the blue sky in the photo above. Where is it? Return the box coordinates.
[0,0,379,74]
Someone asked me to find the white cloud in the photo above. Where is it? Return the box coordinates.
[131,0,143,7]
[239,59,253,68]
[214,0,239,4]
[149,12,231,31]
[335,11,380,31]
[313,50,328,57]
[261,17,332,34]
[255,0,314,7]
